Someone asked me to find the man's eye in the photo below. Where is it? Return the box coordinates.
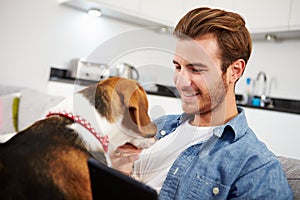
[191,68,204,73]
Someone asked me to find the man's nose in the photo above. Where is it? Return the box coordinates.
[176,70,192,86]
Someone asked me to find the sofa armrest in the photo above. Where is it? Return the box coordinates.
[278,156,300,199]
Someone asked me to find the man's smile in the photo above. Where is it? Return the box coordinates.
[182,92,201,97]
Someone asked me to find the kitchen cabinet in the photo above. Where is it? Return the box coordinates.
[58,0,163,27]
[139,0,186,28]
[234,0,291,33]
[184,0,236,13]
[184,0,291,33]
[58,0,300,43]
[138,0,236,28]
[243,107,300,160]
[290,0,300,30]
[145,0,294,33]
[59,0,298,34]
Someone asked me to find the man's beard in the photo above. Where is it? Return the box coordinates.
[182,75,227,116]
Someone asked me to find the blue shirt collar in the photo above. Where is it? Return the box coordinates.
[178,107,248,142]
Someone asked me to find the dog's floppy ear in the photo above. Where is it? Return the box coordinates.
[127,86,157,137]
[116,78,157,137]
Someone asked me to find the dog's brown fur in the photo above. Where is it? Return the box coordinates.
[0,77,157,200]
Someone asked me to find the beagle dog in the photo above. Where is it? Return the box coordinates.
[0,77,157,200]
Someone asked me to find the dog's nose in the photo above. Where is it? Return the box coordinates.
[139,123,157,138]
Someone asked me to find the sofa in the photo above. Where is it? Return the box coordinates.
[278,156,300,199]
[0,85,299,199]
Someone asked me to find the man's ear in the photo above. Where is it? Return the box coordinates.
[227,59,245,83]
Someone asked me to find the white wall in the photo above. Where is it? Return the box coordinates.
[0,0,300,101]
[0,0,139,91]
[236,39,300,100]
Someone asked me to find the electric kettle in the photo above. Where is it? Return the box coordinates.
[116,63,139,80]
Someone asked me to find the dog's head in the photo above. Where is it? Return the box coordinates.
[80,77,157,150]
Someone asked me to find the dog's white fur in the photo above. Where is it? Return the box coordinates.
[46,92,156,166]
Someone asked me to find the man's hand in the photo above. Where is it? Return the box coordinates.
[109,143,142,175]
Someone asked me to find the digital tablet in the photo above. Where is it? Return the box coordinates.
[87,158,158,200]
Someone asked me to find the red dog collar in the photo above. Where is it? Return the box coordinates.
[46,111,109,152]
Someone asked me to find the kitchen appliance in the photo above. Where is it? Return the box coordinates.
[116,63,139,80]
[76,60,110,81]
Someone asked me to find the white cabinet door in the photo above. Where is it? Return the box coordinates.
[184,0,291,33]
[139,0,187,27]
[235,0,291,33]
[60,0,295,33]
[243,107,300,160]
[289,0,300,30]
[184,0,236,13]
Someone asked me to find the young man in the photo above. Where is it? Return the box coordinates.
[111,7,293,199]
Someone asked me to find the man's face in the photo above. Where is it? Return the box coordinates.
[173,35,227,115]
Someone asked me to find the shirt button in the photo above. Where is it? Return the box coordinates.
[160,130,166,135]
[212,187,219,195]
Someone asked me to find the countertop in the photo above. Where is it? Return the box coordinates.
[49,76,300,115]
[146,84,300,115]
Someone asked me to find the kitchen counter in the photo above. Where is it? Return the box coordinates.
[238,97,300,115]
[49,75,300,115]
[147,84,300,115]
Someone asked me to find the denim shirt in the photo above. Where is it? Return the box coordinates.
[153,107,293,200]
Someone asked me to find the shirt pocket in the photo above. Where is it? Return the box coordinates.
[186,174,231,200]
